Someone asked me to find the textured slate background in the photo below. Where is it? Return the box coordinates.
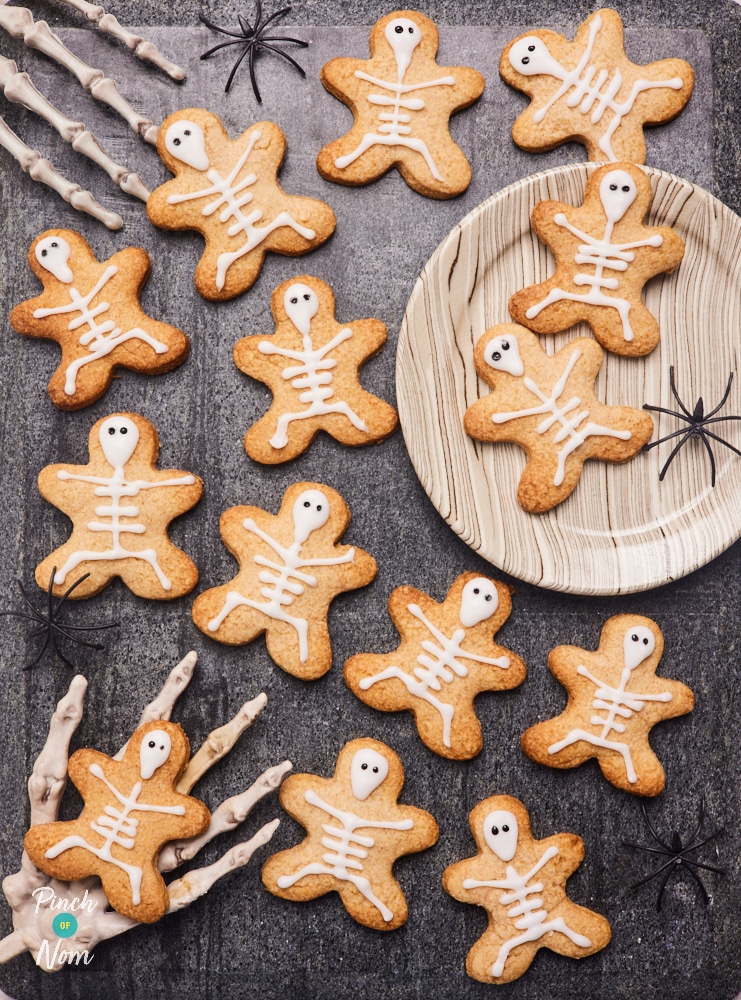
[0,1,736,998]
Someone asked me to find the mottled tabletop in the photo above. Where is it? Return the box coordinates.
[0,1,737,999]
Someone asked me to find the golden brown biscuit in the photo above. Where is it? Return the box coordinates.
[24,720,210,924]
[521,615,694,796]
[147,109,336,301]
[262,738,438,930]
[317,10,485,199]
[36,413,202,600]
[463,324,653,513]
[344,573,526,760]
[508,162,685,356]
[9,230,190,411]
[234,275,398,463]
[500,8,694,163]
[191,483,377,680]
[442,794,611,984]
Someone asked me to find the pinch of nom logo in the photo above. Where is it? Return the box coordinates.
[32,887,96,969]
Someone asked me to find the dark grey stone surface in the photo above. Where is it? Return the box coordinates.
[0,2,737,999]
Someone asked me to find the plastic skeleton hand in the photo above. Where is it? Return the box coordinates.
[0,651,292,972]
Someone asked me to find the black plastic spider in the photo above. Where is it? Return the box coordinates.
[200,2,308,100]
[623,798,725,911]
[0,569,118,670]
[643,367,741,487]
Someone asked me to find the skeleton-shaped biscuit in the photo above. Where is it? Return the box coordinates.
[500,9,694,163]
[234,276,398,463]
[192,482,377,679]
[147,109,337,301]
[463,324,653,513]
[521,615,694,796]
[10,230,190,410]
[316,10,485,199]
[345,573,526,759]
[443,795,611,984]
[24,720,210,923]
[36,413,202,600]
[262,738,438,930]
[509,162,685,356]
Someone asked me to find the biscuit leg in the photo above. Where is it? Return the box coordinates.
[547,728,637,783]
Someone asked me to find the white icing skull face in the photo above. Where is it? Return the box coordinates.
[99,416,139,470]
[599,170,638,224]
[508,37,562,78]
[483,333,524,377]
[460,578,499,627]
[165,120,209,170]
[292,489,330,544]
[385,17,422,80]
[483,809,519,861]
[284,283,319,336]
[139,729,172,779]
[350,748,389,800]
[35,236,73,283]
[623,626,655,670]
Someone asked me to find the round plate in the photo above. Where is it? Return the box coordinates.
[396,163,741,595]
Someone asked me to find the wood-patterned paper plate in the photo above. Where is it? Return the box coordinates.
[397,163,741,595]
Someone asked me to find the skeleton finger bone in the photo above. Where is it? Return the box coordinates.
[0,55,149,199]
[55,0,185,81]
[28,674,87,826]
[166,819,281,912]
[160,760,293,870]
[0,6,159,143]
[176,692,268,793]
[0,116,122,228]
[114,651,197,761]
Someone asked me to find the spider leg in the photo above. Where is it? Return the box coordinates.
[669,366,695,420]
[201,39,248,59]
[658,431,694,482]
[682,861,710,905]
[247,44,261,102]
[640,802,673,852]
[683,827,724,855]
[256,7,293,33]
[704,415,741,426]
[642,404,692,422]
[49,621,119,632]
[677,856,726,875]
[697,429,717,487]
[55,572,92,608]
[629,857,675,890]
[199,14,245,38]
[259,35,309,48]
[24,628,52,671]
[655,861,676,912]
[0,611,46,623]
[705,372,735,419]
[684,796,706,847]
[258,42,307,75]
[702,428,741,459]
[49,624,108,650]
[223,43,253,93]
[644,425,696,451]
[622,842,672,859]
[17,582,43,619]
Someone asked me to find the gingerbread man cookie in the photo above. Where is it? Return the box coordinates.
[344,573,526,760]
[509,162,685,356]
[500,9,694,163]
[9,230,190,411]
[147,110,337,301]
[316,10,485,199]
[443,795,611,984]
[24,720,210,923]
[521,615,694,796]
[192,483,377,680]
[234,276,398,463]
[463,325,653,513]
[36,413,202,600]
[262,738,438,930]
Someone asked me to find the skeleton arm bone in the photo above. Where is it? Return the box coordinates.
[354,70,455,93]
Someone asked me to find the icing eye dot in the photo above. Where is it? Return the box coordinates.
[528,44,535,51]
[361,762,368,770]
[408,26,414,33]
[473,588,480,594]
[173,138,181,146]
[148,740,155,748]
[303,294,311,300]
[485,593,493,601]
[373,766,379,773]
[643,637,649,644]
[317,505,322,511]
[108,427,116,435]
[184,130,191,136]
[622,185,631,192]
[491,826,499,836]
[303,500,311,507]
[502,341,510,350]
[395,24,403,33]
[51,242,58,247]
[290,296,298,304]
[41,249,47,257]
[521,56,530,64]
[121,427,128,435]
[492,351,501,361]
[632,633,639,641]
[502,824,509,832]
[610,183,618,191]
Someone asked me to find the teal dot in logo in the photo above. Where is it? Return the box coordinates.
[52,913,78,938]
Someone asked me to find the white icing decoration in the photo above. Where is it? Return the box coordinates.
[258,282,368,449]
[524,170,663,343]
[462,828,592,978]
[33,242,169,396]
[275,787,413,922]
[486,340,632,487]
[207,489,355,661]
[359,602,510,749]
[36,235,73,283]
[483,809,518,862]
[165,128,316,291]
[350,748,388,800]
[164,120,209,170]
[52,416,197,590]
[334,17,456,181]
[484,334,524,377]
[547,625,671,783]
[44,760,186,907]
[459,578,499,627]
[508,12,684,161]
[139,729,172,779]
